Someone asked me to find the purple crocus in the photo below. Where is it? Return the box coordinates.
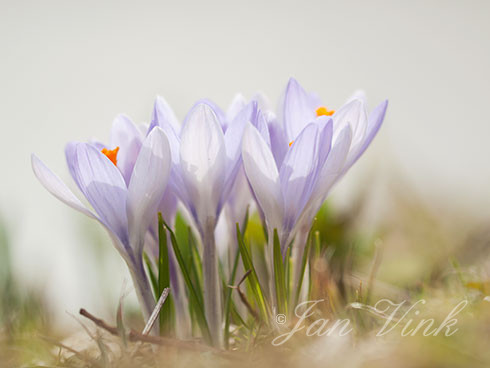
[242,78,388,303]
[242,118,333,300]
[32,119,171,323]
[151,98,261,346]
[278,78,388,238]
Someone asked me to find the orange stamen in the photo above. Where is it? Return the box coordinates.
[316,106,335,117]
[289,140,294,147]
[101,147,119,166]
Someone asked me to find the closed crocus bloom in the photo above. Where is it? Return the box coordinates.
[32,125,171,324]
[151,98,258,346]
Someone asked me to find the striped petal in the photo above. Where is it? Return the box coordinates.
[73,143,129,245]
[180,103,226,228]
[127,127,171,254]
[242,123,283,232]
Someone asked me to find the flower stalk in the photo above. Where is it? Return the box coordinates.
[201,218,223,347]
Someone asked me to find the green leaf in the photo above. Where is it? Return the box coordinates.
[143,252,158,300]
[273,229,287,315]
[284,245,292,303]
[236,223,269,324]
[163,219,212,344]
[294,230,313,307]
[223,249,240,349]
[157,213,172,335]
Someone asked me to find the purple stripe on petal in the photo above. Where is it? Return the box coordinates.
[180,103,226,229]
[73,143,129,245]
[32,154,97,220]
[242,123,283,232]
[280,78,320,142]
[127,127,171,255]
[110,114,144,185]
[279,123,321,233]
[342,99,388,173]
[152,96,181,134]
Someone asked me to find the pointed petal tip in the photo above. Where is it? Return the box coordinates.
[287,76,299,86]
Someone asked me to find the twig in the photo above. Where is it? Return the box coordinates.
[78,308,226,354]
[228,270,260,321]
[79,308,118,335]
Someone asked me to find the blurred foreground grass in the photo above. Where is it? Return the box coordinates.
[1,187,490,367]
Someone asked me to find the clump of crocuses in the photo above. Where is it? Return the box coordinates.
[32,78,387,348]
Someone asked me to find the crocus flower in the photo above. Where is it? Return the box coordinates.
[242,117,333,258]
[242,78,388,304]
[277,78,388,238]
[151,97,262,346]
[32,120,171,323]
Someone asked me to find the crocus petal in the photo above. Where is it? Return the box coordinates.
[151,96,181,134]
[346,90,367,105]
[332,99,368,147]
[251,91,271,111]
[31,154,97,220]
[242,123,283,231]
[110,114,144,185]
[279,123,328,232]
[268,118,288,168]
[180,103,226,228]
[127,127,171,254]
[343,100,388,172]
[191,99,227,130]
[308,125,353,215]
[280,78,321,142]
[221,102,258,202]
[32,153,134,260]
[226,93,247,122]
[224,101,257,167]
[73,143,129,245]
[255,110,272,146]
[65,141,80,187]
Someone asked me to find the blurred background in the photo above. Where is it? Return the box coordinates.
[1,0,489,335]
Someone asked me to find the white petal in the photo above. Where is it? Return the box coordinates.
[180,103,226,227]
[153,95,181,134]
[127,127,171,254]
[333,99,368,148]
[307,125,353,216]
[32,153,133,260]
[74,143,129,244]
[110,114,144,184]
[31,154,96,220]
[280,78,321,142]
[242,123,283,231]
[226,93,247,122]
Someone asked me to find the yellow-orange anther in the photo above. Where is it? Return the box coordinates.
[316,106,335,117]
[289,140,294,147]
[101,147,119,166]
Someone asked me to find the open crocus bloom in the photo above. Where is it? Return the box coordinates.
[242,78,388,300]
[277,78,388,231]
[32,122,171,322]
[242,117,333,248]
